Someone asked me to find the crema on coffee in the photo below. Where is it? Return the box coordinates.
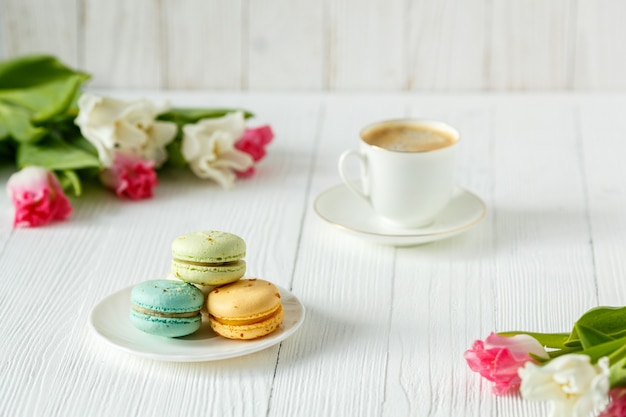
[362,123,457,152]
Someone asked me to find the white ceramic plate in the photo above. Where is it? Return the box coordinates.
[314,184,486,246]
[89,285,305,362]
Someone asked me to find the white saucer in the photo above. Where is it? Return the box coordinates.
[313,185,486,246]
[88,285,305,362]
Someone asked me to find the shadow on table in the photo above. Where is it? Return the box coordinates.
[271,305,355,360]
[395,204,618,260]
[488,205,616,248]
[89,305,348,374]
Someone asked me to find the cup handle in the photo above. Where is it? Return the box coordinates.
[338,149,369,203]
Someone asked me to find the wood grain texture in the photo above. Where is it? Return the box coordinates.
[574,0,626,89]
[162,0,243,89]
[2,93,626,417]
[327,0,406,90]
[83,0,164,88]
[407,0,488,90]
[1,1,626,90]
[0,0,78,66]
[268,96,405,416]
[579,96,626,304]
[491,97,597,330]
[382,100,497,416]
[247,0,325,90]
[487,0,576,90]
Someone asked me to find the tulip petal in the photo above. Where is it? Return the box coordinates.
[7,166,72,227]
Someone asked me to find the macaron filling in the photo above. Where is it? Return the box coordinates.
[131,305,200,318]
[173,259,240,267]
[210,303,282,326]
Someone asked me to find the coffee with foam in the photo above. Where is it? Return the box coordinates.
[362,123,457,152]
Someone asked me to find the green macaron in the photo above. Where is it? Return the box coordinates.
[130,280,204,337]
[170,230,246,286]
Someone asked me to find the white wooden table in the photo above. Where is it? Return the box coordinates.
[1,92,625,417]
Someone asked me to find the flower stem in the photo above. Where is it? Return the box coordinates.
[498,331,571,349]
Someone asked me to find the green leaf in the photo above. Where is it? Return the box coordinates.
[17,135,101,171]
[498,331,581,362]
[165,138,187,168]
[0,55,90,145]
[158,107,254,127]
[497,331,571,350]
[545,345,586,360]
[610,356,626,387]
[0,139,16,161]
[566,306,626,347]
[0,101,47,143]
[575,323,615,349]
[0,55,89,89]
[56,169,82,196]
[0,74,88,122]
[65,135,98,156]
[577,336,626,364]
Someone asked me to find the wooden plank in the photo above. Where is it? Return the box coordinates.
[488,0,576,90]
[162,0,243,89]
[268,95,406,416]
[83,0,163,88]
[0,0,78,66]
[247,0,325,90]
[381,99,496,416]
[0,166,15,274]
[382,96,597,416]
[406,0,488,90]
[480,96,594,415]
[574,0,626,89]
[579,96,626,303]
[490,97,596,328]
[328,0,405,90]
[4,2,626,91]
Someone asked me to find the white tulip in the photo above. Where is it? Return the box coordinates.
[75,93,177,167]
[519,354,610,417]
[181,112,253,189]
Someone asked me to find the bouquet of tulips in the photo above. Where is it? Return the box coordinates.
[465,306,626,417]
[0,55,274,227]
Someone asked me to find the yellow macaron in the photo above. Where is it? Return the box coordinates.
[207,279,284,340]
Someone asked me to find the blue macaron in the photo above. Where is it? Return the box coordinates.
[130,280,204,337]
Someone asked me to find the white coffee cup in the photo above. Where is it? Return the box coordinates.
[338,119,459,228]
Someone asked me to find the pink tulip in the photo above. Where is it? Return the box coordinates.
[235,125,274,177]
[99,153,158,200]
[7,166,72,228]
[464,332,549,395]
[598,387,626,417]
[235,125,274,161]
